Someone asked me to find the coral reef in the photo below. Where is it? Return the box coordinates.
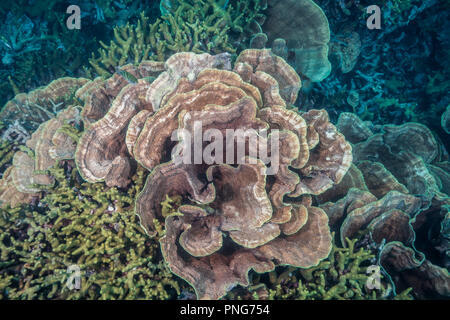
[310,0,449,150]
[0,0,448,302]
[380,241,449,299]
[0,131,18,175]
[0,106,81,208]
[337,112,448,204]
[0,77,88,135]
[319,185,450,299]
[226,235,413,300]
[0,10,93,108]
[0,1,162,106]
[75,61,165,127]
[0,164,185,299]
[89,0,267,77]
[0,13,56,67]
[314,112,450,299]
[442,105,450,134]
[250,0,332,83]
[74,49,352,299]
[160,0,267,44]
[329,31,361,74]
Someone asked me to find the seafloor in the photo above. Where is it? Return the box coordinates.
[0,0,448,300]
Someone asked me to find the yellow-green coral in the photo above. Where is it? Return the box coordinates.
[162,0,266,35]
[89,0,266,77]
[89,11,231,77]
[161,194,182,219]
[0,139,17,175]
[226,235,413,300]
[0,163,188,299]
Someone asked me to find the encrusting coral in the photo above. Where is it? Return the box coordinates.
[74,48,352,299]
[318,186,450,299]
[380,241,449,299]
[75,61,165,128]
[329,31,361,74]
[75,60,176,187]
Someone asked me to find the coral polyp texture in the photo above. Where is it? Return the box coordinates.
[73,49,352,299]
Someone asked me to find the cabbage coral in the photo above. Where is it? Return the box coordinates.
[75,49,352,299]
[89,0,267,77]
[315,112,450,299]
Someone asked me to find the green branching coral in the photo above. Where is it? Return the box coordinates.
[161,0,266,35]
[89,12,162,77]
[89,0,266,77]
[0,163,188,299]
[0,139,17,175]
[226,235,413,300]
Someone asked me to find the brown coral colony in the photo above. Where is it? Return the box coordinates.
[73,49,352,299]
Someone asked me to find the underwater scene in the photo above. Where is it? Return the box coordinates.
[0,0,449,301]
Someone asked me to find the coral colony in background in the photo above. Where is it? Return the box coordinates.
[0,0,448,300]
